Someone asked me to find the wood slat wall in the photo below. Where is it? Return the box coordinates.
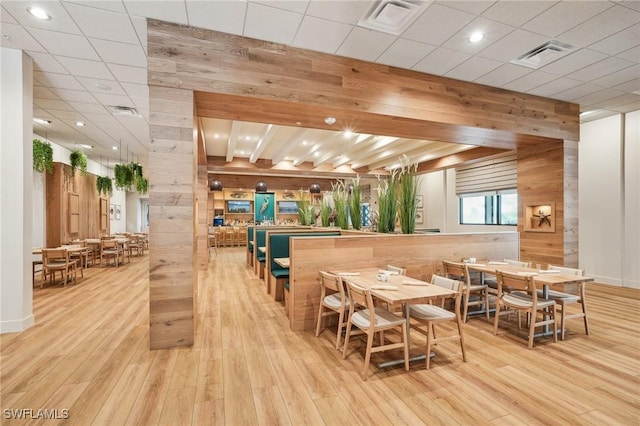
[148,85,195,349]
[289,232,519,331]
[45,162,108,247]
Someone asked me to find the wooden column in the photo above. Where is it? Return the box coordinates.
[148,85,195,349]
[196,121,208,270]
[563,140,579,267]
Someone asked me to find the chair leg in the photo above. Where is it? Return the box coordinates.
[462,292,470,323]
[342,322,353,360]
[551,305,558,344]
[493,303,501,335]
[527,309,536,349]
[484,290,491,320]
[581,298,590,335]
[560,303,567,341]
[457,315,467,362]
[402,323,409,372]
[363,332,374,381]
[426,322,434,369]
[336,310,345,350]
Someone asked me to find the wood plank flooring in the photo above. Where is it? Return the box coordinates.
[1,248,639,425]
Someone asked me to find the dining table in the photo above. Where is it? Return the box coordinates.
[331,267,457,368]
[274,257,289,268]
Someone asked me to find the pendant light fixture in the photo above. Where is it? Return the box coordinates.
[309,183,321,194]
[255,180,267,192]
[210,179,223,191]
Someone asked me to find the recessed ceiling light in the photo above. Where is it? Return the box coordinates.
[95,83,112,91]
[324,117,336,125]
[75,121,86,127]
[2,34,11,41]
[343,130,353,138]
[79,144,93,149]
[468,31,484,43]
[27,6,51,20]
[33,118,52,125]
[112,146,118,150]
[245,136,250,141]
[302,140,308,145]
[314,152,320,157]
[213,133,219,138]
[240,151,244,155]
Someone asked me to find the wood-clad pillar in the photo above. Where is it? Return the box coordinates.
[148,85,195,349]
[196,123,208,270]
[563,140,579,267]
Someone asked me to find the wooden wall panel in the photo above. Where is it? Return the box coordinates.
[45,162,108,247]
[148,85,195,349]
[289,232,519,331]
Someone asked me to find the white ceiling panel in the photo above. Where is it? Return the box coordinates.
[404,3,475,46]
[33,71,84,90]
[25,51,67,73]
[540,49,608,76]
[305,0,370,25]
[34,98,75,111]
[186,0,246,36]
[480,1,555,27]
[130,15,147,53]
[76,76,125,95]
[478,29,549,63]
[27,27,100,59]
[122,0,188,25]
[63,2,139,44]
[92,92,135,108]
[254,0,309,14]
[610,100,640,113]
[591,64,640,88]
[441,17,514,55]
[1,5,19,23]
[501,70,558,93]
[244,3,303,45]
[63,1,127,14]
[559,5,640,48]
[292,16,352,54]
[34,86,60,100]
[474,63,532,87]
[120,82,148,98]
[337,27,396,62]
[575,88,628,107]
[614,78,640,93]
[552,83,606,102]
[55,89,97,103]
[82,111,118,123]
[440,1,495,16]
[50,110,86,120]
[67,102,107,113]
[106,64,147,85]
[589,23,640,56]
[0,23,46,52]
[522,1,612,38]
[89,38,146,67]
[567,56,636,83]
[526,77,584,98]
[377,38,436,69]
[55,56,114,80]
[604,92,640,108]
[413,47,471,76]
[446,56,502,82]
[2,0,82,34]
[616,45,640,62]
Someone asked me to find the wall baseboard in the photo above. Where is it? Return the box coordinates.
[0,314,35,334]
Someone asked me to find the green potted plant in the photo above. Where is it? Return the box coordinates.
[96,176,113,197]
[136,176,149,195]
[332,181,349,230]
[398,160,422,234]
[376,171,399,233]
[349,175,362,230]
[114,163,134,191]
[32,138,53,173]
[69,149,87,176]
[320,198,332,227]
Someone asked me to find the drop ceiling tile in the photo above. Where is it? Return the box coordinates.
[446,56,502,81]
[526,77,583,98]
[438,1,496,15]
[120,82,148,98]
[614,78,640,93]
[25,51,67,73]
[552,83,605,102]
[68,102,107,113]
[64,1,127,13]
[63,2,139,44]
[575,88,628,106]
[474,63,532,87]
[567,56,635,83]
[253,0,309,14]
[616,45,640,62]
[82,112,118,123]
[106,63,147,85]
[522,1,612,38]
[292,16,351,54]
[55,56,114,80]
[619,0,640,12]
[130,96,149,110]
[413,47,471,75]
[539,49,608,76]
[337,27,396,62]
[34,86,60,100]
[93,92,135,108]
[76,76,125,95]
[2,1,82,34]
[377,38,436,69]
[501,70,558,92]
[403,3,475,45]
[50,109,86,120]
[589,23,640,56]
[480,1,555,27]
[559,5,640,48]
[33,71,84,90]
[1,5,18,23]
[477,29,548,62]
[610,99,640,113]
[122,0,188,25]
[130,15,146,50]
[34,98,75,111]
[0,23,46,52]
[604,92,640,108]
[306,0,370,25]
[441,17,514,55]
[89,38,146,67]
[244,3,303,45]
[591,64,640,87]
[186,1,246,36]
[54,89,97,103]
[26,27,99,60]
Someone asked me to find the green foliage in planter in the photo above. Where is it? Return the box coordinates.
[320,199,332,227]
[132,163,143,179]
[332,181,349,230]
[33,138,53,173]
[136,177,149,195]
[96,176,113,197]
[349,175,362,230]
[297,190,313,225]
[69,149,87,176]
[398,160,422,234]
[376,171,399,233]
[114,163,134,191]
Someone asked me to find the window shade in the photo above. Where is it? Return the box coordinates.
[455,153,517,195]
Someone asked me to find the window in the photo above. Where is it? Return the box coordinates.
[459,190,517,225]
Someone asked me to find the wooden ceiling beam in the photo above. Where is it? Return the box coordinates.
[415,147,511,174]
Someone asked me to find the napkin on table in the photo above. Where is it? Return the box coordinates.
[371,285,398,291]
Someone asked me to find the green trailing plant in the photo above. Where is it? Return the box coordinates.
[114,163,134,191]
[348,175,362,230]
[332,181,349,230]
[96,176,113,197]
[397,159,422,234]
[320,198,332,227]
[297,190,314,225]
[132,163,144,179]
[69,149,87,176]
[32,138,53,174]
[136,177,149,195]
[376,171,399,233]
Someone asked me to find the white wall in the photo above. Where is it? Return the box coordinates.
[579,112,639,288]
[109,189,127,234]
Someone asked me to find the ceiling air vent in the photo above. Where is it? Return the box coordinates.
[358,0,428,35]
[108,105,139,117]
[510,40,575,69]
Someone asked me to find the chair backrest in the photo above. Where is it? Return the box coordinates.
[101,235,113,240]
[101,239,117,249]
[386,265,406,275]
[442,260,470,286]
[548,265,584,276]
[42,248,68,265]
[345,280,375,314]
[496,271,538,300]
[430,274,461,292]
[319,270,346,303]
[504,259,530,267]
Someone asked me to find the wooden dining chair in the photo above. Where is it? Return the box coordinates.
[100,239,120,267]
[409,274,466,369]
[494,271,557,349]
[315,271,350,350]
[386,265,406,275]
[543,265,589,340]
[342,280,409,381]
[42,248,78,286]
[443,260,489,322]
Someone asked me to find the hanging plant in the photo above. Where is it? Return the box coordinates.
[69,149,87,176]
[131,162,144,179]
[136,176,149,195]
[96,176,113,197]
[114,163,134,191]
[33,138,54,173]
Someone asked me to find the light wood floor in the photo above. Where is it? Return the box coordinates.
[2,248,639,425]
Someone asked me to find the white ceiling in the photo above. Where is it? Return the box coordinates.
[2,0,639,171]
